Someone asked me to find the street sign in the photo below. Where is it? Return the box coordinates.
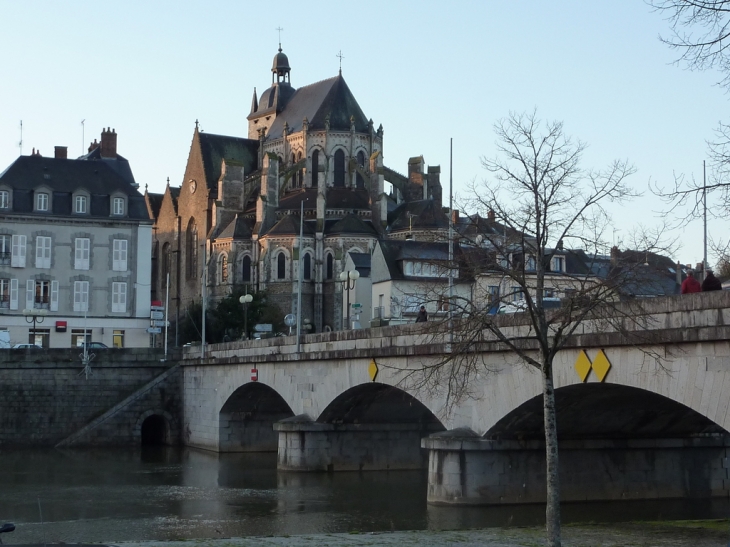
[254,323,273,332]
[150,311,164,320]
[284,314,296,327]
[146,327,161,334]
[251,368,258,382]
[151,320,169,327]
[150,305,165,311]
[351,303,362,309]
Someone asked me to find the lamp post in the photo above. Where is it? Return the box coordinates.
[22,308,47,346]
[239,293,253,340]
[338,269,360,330]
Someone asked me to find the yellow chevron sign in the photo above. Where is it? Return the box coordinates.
[574,349,611,382]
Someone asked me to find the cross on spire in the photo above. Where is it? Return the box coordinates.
[336,50,344,74]
[276,26,284,50]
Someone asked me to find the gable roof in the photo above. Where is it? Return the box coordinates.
[387,199,449,233]
[263,214,316,237]
[326,214,378,236]
[266,75,369,139]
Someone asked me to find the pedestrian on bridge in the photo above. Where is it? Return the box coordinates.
[701,270,723,292]
[415,305,428,322]
[681,270,701,294]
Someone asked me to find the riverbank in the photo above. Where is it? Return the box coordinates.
[112,520,730,547]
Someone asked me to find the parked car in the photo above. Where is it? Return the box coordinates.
[12,343,42,349]
[79,342,108,349]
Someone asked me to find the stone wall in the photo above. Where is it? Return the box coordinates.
[0,348,182,447]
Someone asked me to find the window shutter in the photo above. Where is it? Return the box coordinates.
[113,239,128,271]
[50,280,59,311]
[11,235,26,267]
[26,279,34,309]
[9,279,18,310]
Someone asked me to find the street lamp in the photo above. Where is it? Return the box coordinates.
[239,293,253,340]
[339,269,360,330]
[22,308,48,345]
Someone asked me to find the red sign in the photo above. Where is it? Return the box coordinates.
[251,368,258,382]
[55,321,67,332]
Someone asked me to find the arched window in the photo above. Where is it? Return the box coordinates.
[333,149,345,187]
[291,153,298,188]
[297,151,303,187]
[326,252,334,280]
[242,255,251,283]
[218,253,228,284]
[186,219,198,279]
[311,150,319,187]
[277,252,286,280]
[356,150,366,189]
[303,252,312,280]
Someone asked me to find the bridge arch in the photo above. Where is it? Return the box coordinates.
[317,382,445,429]
[485,383,728,441]
[219,382,294,452]
[135,409,177,446]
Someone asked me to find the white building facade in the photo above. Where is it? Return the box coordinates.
[0,131,153,348]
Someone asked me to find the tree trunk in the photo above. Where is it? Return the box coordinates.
[542,358,561,546]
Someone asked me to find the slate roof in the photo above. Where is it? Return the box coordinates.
[215,214,254,240]
[263,214,316,237]
[326,214,378,236]
[388,199,449,233]
[326,188,370,210]
[279,188,318,212]
[348,252,371,278]
[378,240,462,281]
[145,191,164,220]
[265,75,370,140]
[0,155,149,220]
[197,132,259,193]
[77,146,136,186]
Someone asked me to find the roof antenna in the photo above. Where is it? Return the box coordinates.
[81,119,85,155]
[18,120,23,155]
[276,26,283,51]
[336,50,344,75]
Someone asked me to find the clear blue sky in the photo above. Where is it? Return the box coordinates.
[1,1,726,267]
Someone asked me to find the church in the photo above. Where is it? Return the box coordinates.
[146,45,447,335]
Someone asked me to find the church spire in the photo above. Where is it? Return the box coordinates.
[250,87,258,115]
[271,44,291,86]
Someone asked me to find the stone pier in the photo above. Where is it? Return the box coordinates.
[275,414,442,471]
[423,429,730,505]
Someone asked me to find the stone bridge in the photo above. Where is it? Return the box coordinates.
[182,291,730,505]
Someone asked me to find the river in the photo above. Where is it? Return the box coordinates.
[0,447,727,544]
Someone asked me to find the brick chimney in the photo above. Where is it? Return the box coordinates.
[88,139,99,153]
[100,127,117,158]
[487,209,495,222]
[451,209,459,225]
[54,146,67,159]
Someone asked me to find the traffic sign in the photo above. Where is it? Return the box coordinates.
[146,327,161,334]
[254,323,273,332]
[151,320,169,327]
[351,303,362,309]
[150,311,164,320]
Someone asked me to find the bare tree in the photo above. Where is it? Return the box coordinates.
[649,1,730,224]
[400,111,663,547]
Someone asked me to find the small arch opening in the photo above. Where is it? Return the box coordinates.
[141,414,168,446]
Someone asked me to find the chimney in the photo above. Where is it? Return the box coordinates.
[676,261,682,285]
[488,209,495,222]
[100,127,117,158]
[451,209,459,225]
[54,146,67,159]
[88,139,99,153]
[610,246,620,266]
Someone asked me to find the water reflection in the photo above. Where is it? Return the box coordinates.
[0,447,727,544]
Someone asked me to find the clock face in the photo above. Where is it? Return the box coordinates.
[189,180,197,194]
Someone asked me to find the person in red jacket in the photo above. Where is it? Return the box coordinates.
[681,270,702,294]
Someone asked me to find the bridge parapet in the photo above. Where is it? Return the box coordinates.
[185,292,730,364]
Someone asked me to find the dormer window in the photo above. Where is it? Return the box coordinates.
[0,190,9,209]
[36,192,49,212]
[112,197,125,216]
[75,195,87,214]
[552,256,565,273]
[525,256,536,271]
